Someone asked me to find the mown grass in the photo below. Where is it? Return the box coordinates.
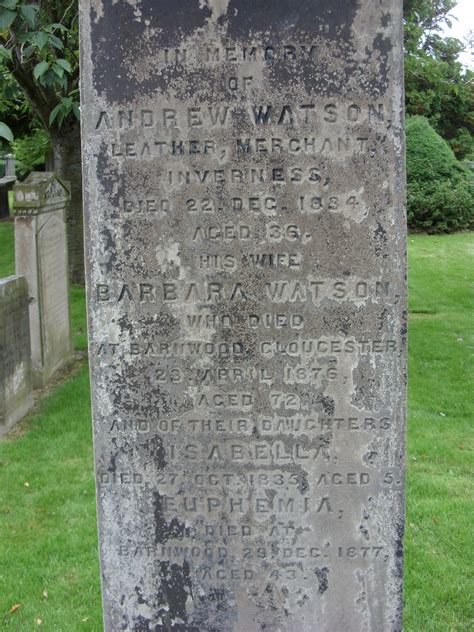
[0,232,472,630]
[0,366,101,630]
[404,233,473,631]
[0,221,15,278]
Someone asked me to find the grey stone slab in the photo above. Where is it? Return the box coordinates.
[13,173,73,387]
[0,154,16,218]
[0,276,33,435]
[80,2,407,630]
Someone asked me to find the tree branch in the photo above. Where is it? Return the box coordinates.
[6,55,54,131]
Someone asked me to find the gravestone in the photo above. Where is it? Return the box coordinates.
[80,2,406,630]
[0,276,33,436]
[13,173,73,387]
[0,154,16,219]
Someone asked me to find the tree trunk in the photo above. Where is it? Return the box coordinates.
[50,122,84,284]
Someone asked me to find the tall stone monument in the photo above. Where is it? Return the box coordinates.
[13,173,73,387]
[80,2,406,630]
[0,276,33,436]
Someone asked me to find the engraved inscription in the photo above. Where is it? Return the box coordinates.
[81,2,406,631]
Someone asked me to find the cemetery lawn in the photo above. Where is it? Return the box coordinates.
[0,232,472,630]
[0,222,15,277]
[404,233,473,631]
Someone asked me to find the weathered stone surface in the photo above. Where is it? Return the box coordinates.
[80,1,406,630]
[0,154,16,219]
[13,173,73,387]
[0,276,33,435]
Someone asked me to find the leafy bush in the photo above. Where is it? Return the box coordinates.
[406,116,474,232]
[11,128,51,178]
[449,127,474,161]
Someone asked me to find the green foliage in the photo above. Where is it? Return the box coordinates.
[0,70,31,147]
[407,116,464,181]
[11,127,51,177]
[406,116,474,232]
[49,92,80,127]
[452,127,474,160]
[0,0,79,137]
[403,0,474,159]
[405,50,474,160]
[404,0,458,54]
[0,121,13,141]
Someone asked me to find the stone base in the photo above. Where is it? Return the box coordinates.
[32,349,74,389]
[0,393,33,437]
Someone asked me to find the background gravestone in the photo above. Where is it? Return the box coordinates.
[0,276,33,436]
[0,154,16,219]
[13,173,73,387]
[80,1,406,630]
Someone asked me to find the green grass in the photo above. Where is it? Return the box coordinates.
[0,221,15,277]
[405,233,474,632]
[0,232,472,630]
[0,366,101,630]
[69,285,88,352]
